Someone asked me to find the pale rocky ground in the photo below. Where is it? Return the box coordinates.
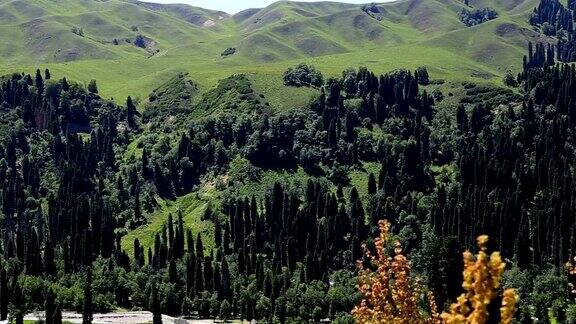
[3,311,247,324]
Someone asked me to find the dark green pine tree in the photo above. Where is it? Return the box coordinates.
[45,287,56,324]
[168,259,178,284]
[11,278,25,324]
[61,77,69,92]
[214,222,222,249]
[220,257,231,301]
[164,286,178,316]
[175,212,185,259]
[82,267,93,324]
[133,188,144,229]
[134,238,142,267]
[185,254,195,297]
[186,229,194,254]
[126,96,137,128]
[44,239,56,277]
[0,266,6,320]
[35,69,44,96]
[87,79,98,94]
[196,234,204,259]
[142,148,151,180]
[194,259,204,293]
[150,282,162,324]
[367,172,377,195]
[167,214,175,258]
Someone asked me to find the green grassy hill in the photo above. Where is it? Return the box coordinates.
[0,0,544,101]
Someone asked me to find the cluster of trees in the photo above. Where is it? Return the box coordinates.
[134,35,147,49]
[126,180,367,322]
[458,7,498,27]
[0,70,124,134]
[361,3,385,21]
[221,48,236,57]
[429,43,576,321]
[0,62,440,322]
[0,70,141,323]
[530,0,576,62]
[283,64,324,88]
[0,60,445,322]
[523,41,556,70]
[155,66,435,190]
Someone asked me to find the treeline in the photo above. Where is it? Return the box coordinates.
[130,181,366,321]
[430,45,576,321]
[0,63,439,323]
[523,41,556,70]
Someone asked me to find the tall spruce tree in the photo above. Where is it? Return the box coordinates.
[11,279,25,324]
[53,304,63,324]
[126,96,137,128]
[150,282,162,324]
[45,287,56,324]
[0,267,6,320]
[82,267,93,324]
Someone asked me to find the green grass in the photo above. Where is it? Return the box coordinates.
[121,190,216,259]
[249,73,318,111]
[350,162,381,201]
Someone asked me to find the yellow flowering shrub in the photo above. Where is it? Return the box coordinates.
[440,235,517,324]
[352,223,518,324]
[351,220,441,324]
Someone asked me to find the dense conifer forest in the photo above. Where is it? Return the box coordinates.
[1,0,576,323]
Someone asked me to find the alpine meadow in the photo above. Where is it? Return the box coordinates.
[1,0,576,323]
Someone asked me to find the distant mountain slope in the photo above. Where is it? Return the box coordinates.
[0,0,224,65]
[129,0,230,27]
[0,0,552,100]
[233,0,543,63]
[233,1,360,32]
[232,2,418,61]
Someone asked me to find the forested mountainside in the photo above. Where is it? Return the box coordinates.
[1,0,576,323]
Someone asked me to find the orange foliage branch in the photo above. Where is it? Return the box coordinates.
[352,222,518,324]
[352,220,441,324]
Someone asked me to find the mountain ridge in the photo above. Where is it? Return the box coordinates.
[0,0,547,100]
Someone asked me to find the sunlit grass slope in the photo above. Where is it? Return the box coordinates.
[0,0,545,102]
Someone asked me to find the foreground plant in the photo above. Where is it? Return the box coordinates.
[440,235,518,324]
[352,220,441,324]
[352,222,518,324]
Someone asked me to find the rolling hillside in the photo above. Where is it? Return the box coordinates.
[0,0,545,100]
[3,0,576,319]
